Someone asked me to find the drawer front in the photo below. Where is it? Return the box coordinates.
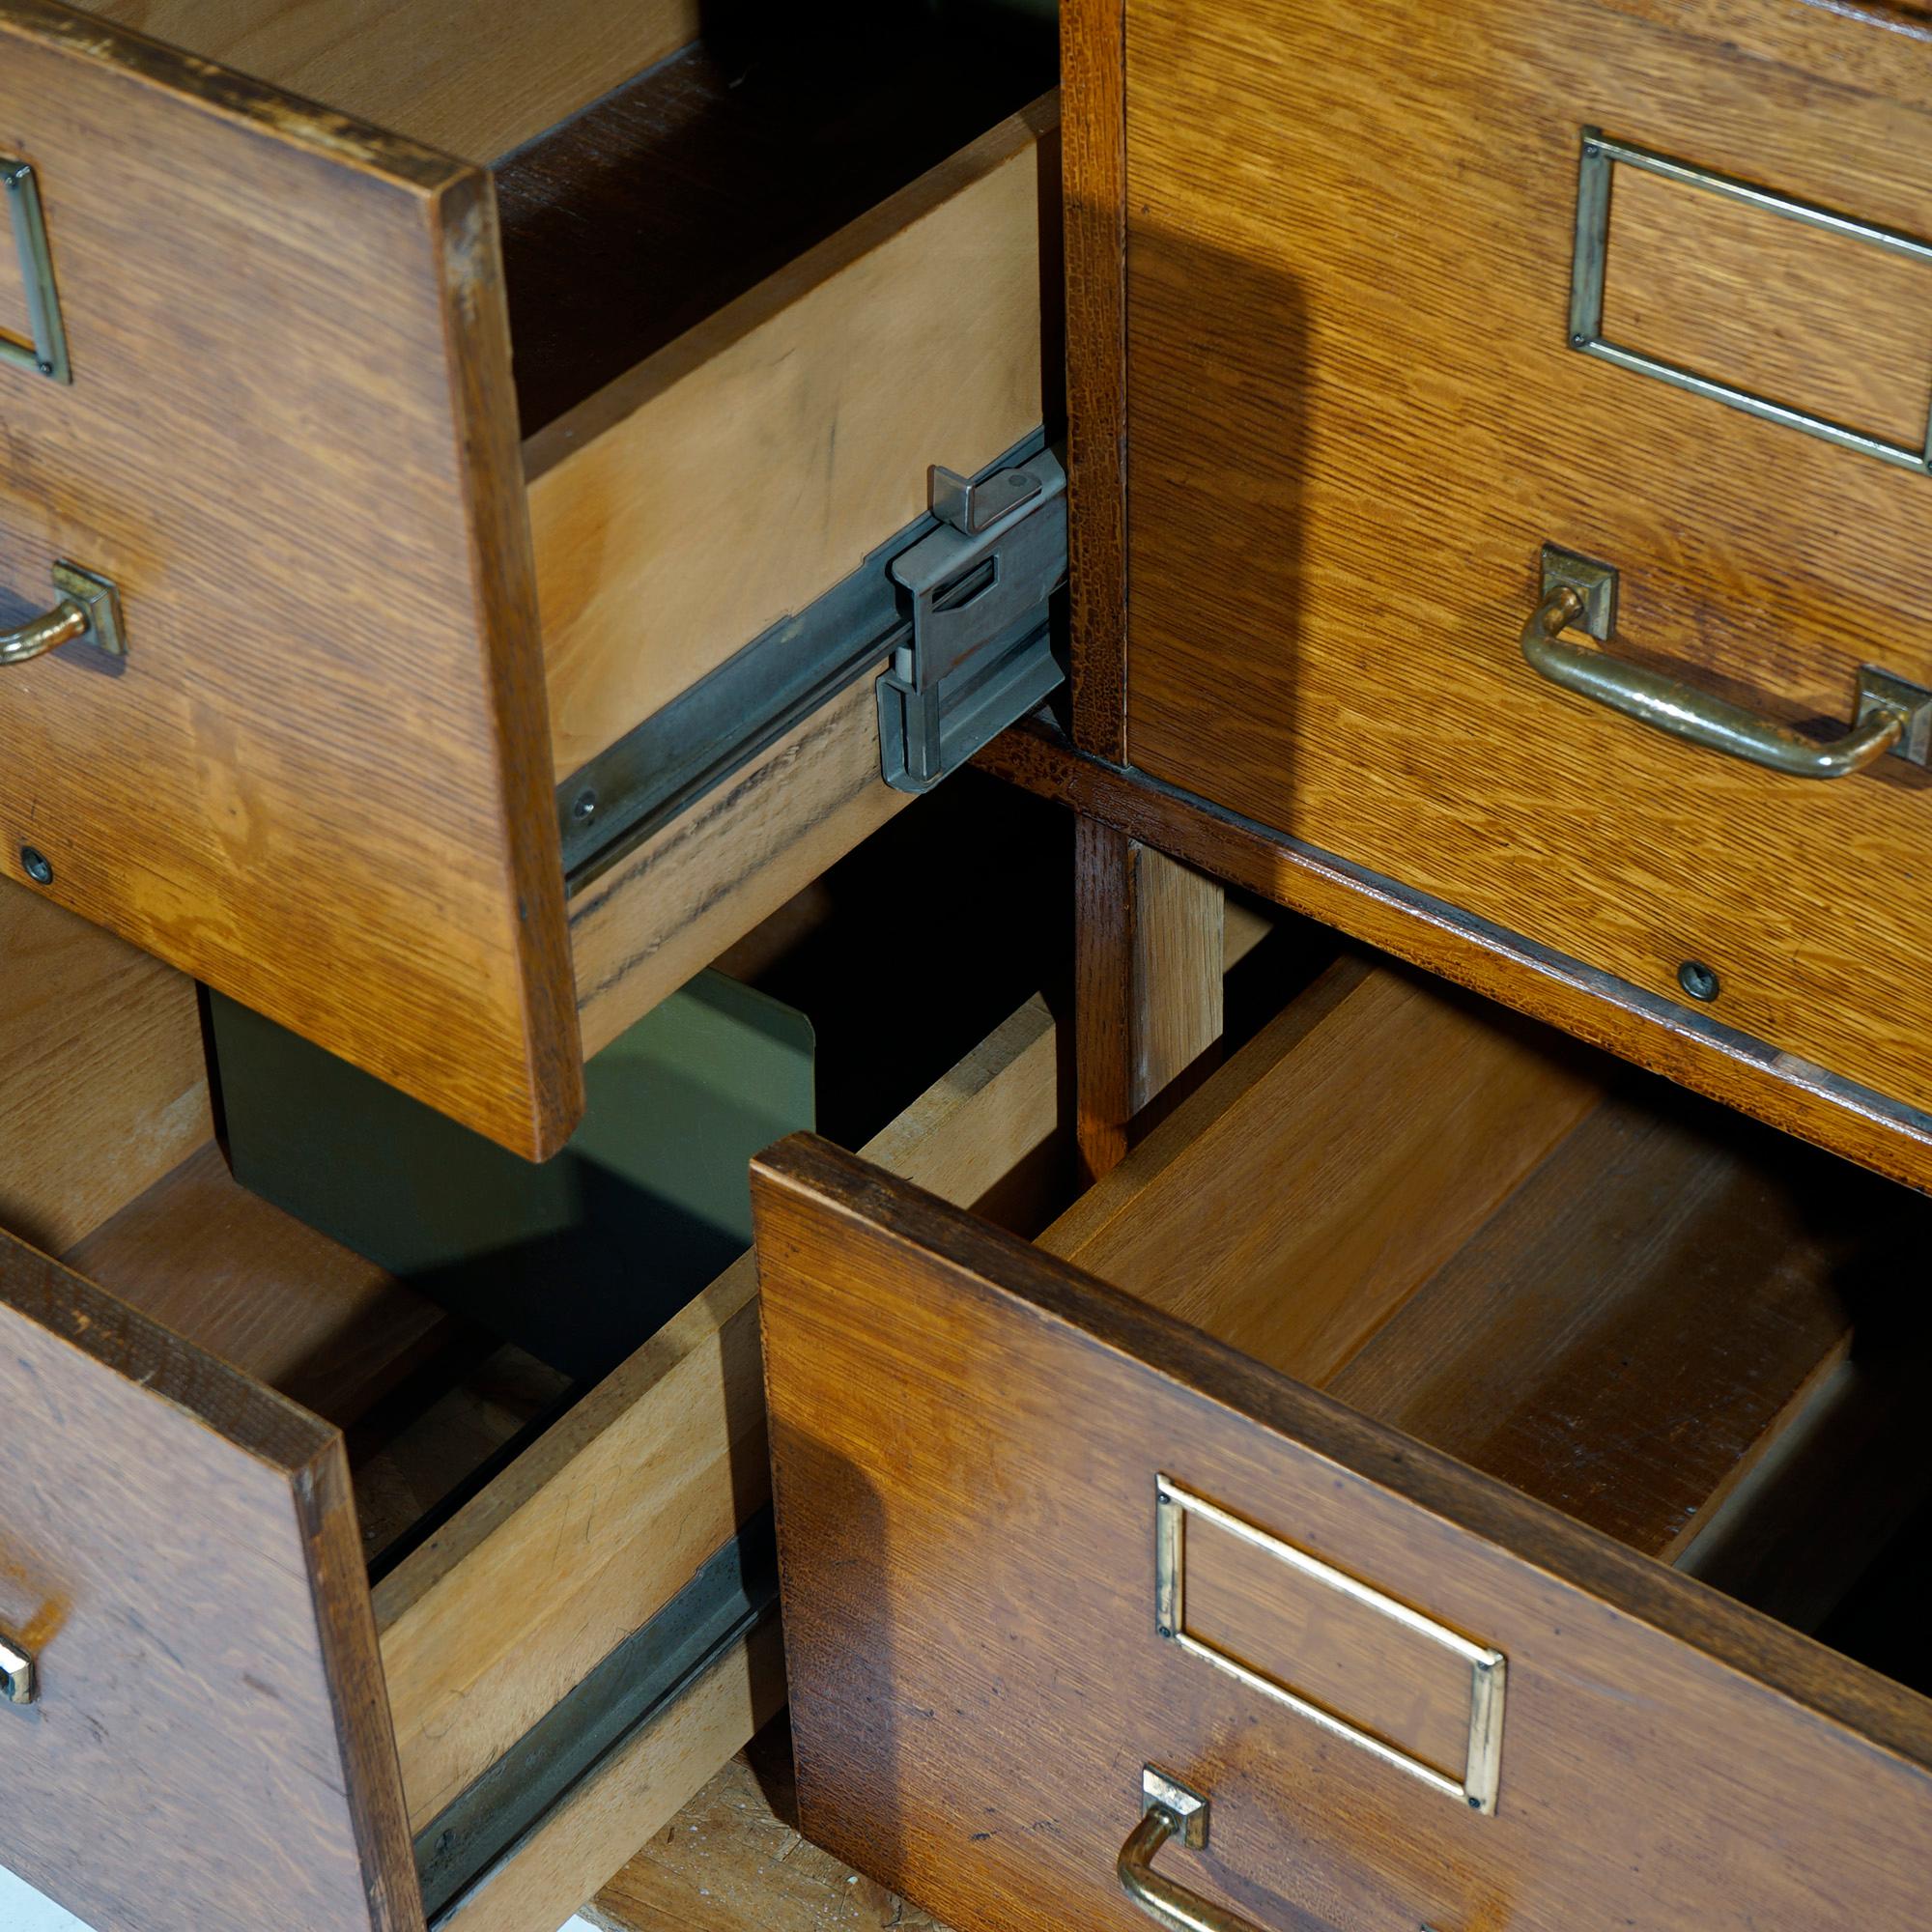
[753,1134,1932,1932]
[0,4,576,1157]
[0,1229,413,1932]
[1121,0,1932,1123]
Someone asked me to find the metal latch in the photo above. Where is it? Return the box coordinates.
[877,449,1067,793]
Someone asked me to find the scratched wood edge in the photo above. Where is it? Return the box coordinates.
[0,0,473,188]
[433,165,584,1156]
[1,1236,421,1927]
[751,1132,1932,1771]
[522,91,1063,484]
[1062,0,1128,758]
[299,1443,429,1932]
[978,719,1932,1191]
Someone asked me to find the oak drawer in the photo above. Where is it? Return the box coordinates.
[756,952,1932,1931]
[0,1,1055,1157]
[1112,0,1932,1173]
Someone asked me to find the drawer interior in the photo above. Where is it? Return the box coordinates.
[1045,947,1932,1670]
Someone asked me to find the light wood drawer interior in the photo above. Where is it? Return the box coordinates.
[6,3,1057,1154]
[756,897,1932,1932]
[0,778,1075,1932]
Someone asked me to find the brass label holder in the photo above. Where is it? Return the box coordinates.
[1153,1475,1506,1815]
[1,156,71,384]
[1568,128,1932,474]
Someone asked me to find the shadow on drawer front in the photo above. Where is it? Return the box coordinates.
[757,945,1932,1932]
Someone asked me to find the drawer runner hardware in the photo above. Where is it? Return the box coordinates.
[555,430,1065,891]
[414,1509,778,1925]
[0,156,71,385]
[1526,545,1932,780]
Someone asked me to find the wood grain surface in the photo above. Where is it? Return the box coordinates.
[979,715,1932,1189]
[589,1720,950,1932]
[497,31,1058,438]
[569,672,913,1060]
[0,877,209,1255]
[0,4,580,1155]
[1048,959,1603,1381]
[71,0,697,160]
[755,1135,1932,1932]
[0,1229,416,1932]
[1119,0,1932,1136]
[1072,820,1224,1179]
[1062,0,1128,756]
[529,97,1056,780]
[436,1623,785,1932]
[65,1140,449,1430]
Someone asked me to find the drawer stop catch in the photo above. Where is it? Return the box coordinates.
[878,449,1067,793]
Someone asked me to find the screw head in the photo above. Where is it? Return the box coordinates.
[19,846,52,886]
[1677,959,1719,1003]
[571,788,597,824]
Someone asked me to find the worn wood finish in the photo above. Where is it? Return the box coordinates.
[529,98,1055,780]
[979,716,1932,1189]
[590,1720,951,1932]
[1062,0,1128,757]
[1072,820,1224,1179]
[0,879,209,1255]
[0,3,579,1157]
[755,1136,1932,1932]
[0,1232,416,1932]
[1051,959,1603,1382]
[72,0,696,159]
[64,1141,449,1431]
[437,1625,785,1932]
[570,673,913,1059]
[1118,0,1932,1142]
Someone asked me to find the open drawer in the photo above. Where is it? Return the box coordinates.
[0,1,1057,1156]
[755,953,1932,1930]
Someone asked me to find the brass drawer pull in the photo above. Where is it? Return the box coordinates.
[0,561,126,666]
[1521,547,1932,780]
[1118,1768,1262,1932]
[0,1630,36,1707]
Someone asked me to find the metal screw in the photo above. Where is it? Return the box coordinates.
[571,787,597,824]
[1570,332,1588,349]
[19,846,52,886]
[36,361,52,377]
[1677,959,1719,1003]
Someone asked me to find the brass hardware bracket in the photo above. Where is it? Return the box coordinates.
[0,561,126,667]
[1530,546,1932,778]
[1,156,71,384]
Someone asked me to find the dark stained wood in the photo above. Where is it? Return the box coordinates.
[1119,0,1932,1140]
[978,715,1932,1190]
[1061,0,1128,757]
[755,1134,1932,1932]
[1072,819,1224,1180]
[497,15,1058,436]
[0,2,581,1156]
[0,1228,417,1932]
[63,1142,450,1431]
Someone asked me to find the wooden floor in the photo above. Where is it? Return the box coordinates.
[587,1719,951,1932]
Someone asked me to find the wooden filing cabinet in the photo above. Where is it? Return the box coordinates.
[0,0,1058,1157]
[755,2,1932,1930]
[0,5,1065,1930]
